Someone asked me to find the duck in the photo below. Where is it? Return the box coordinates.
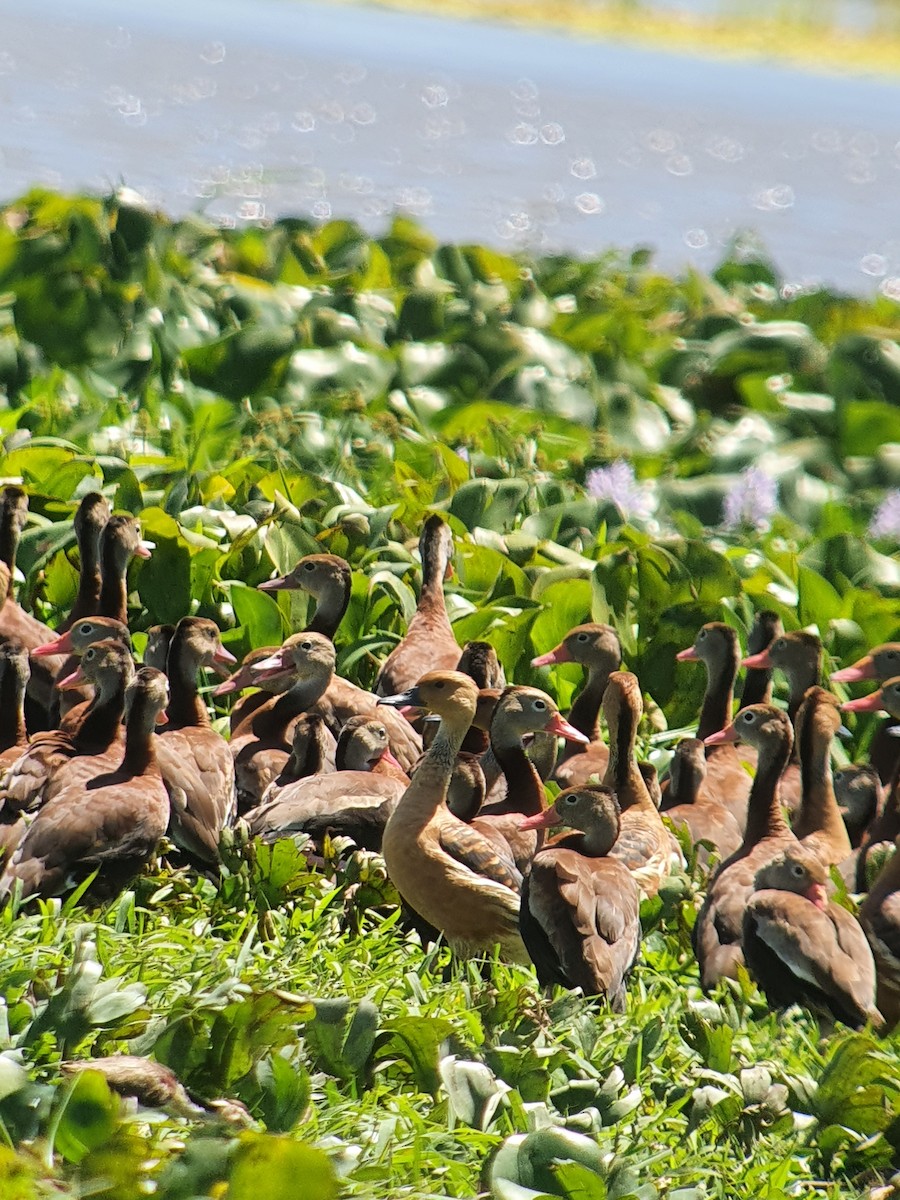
[518,784,641,1007]
[374,515,460,697]
[738,610,783,709]
[531,622,621,788]
[151,617,237,865]
[467,685,588,878]
[55,493,111,633]
[600,671,682,897]
[143,624,176,672]
[833,763,883,851]
[258,713,337,805]
[214,647,289,734]
[673,622,753,827]
[456,641,505,754]
[257,552,352,638]
[859,834,900,1030]
[742,629,823,815]
[0,641,29,771]
[230,632,337,812]
[693,705,796,991]
[96,513,152,624]
[32,616,132,719]
[790,687,852,866]
[0,667,170,902]
[842,679,900,891]
[0,490,64,724]
[246,717,410,850]
[0,639,136,818]
[378,671,529,962]
[661,738,742,868]
[744,844,882,1031]
[833,643,900,784]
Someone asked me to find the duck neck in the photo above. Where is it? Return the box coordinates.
[120,698,159,776]
[793,716,845,844]
[604,708,652,811]
[256,672,332,740]
[560,664,609,762]
[0,668,26,751]
[65,524,104,628]
[99,544,129,624]
[410,708,472,812]
[741,737,791,846]
[305,572,350,641]
[698,654,736,741]
[739,664,772,709]
[419,531,450,620]
[787,661,820,726]
[0,513,19,598]
[77,674,131,750]
[490,731,545,817]
[165,630,208,730]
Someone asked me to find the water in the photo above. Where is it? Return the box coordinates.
[2,0,899,292]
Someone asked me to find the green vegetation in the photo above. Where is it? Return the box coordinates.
[0,187,898,1196]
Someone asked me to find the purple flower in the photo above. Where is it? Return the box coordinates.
[585,460,654,522]
[722,466,778,533]
[869,490,900,541]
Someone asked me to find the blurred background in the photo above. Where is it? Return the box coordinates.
[2,0,899,292]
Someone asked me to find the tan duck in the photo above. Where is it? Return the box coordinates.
[56,493,111,633]
[257,552,352,638]
[531,622,621,788]
[0,667,170,902]
[833,763,883,851]
[742,629,823,815]
[673,622,753,827]
[0,490,64,723]
[744,844,882,1031]
[378,671,529,962]
[693,705,797,991]
[791,687,852,866]
[246,717,409,850]
[259,713,337,806]
[33,616,132,718]
[0,639,135,819]
[518,784,641,1007]
[467,685,588,878]
[662,737,742,868]
[833,643,900,784]
[152,617,237,865]
[230,633,337,812]
[859,834,900,1030]
[601,671,682,897]
[374,515,459,697]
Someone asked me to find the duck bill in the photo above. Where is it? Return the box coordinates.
[741,649,772,669]
[841,690,885,714]
[33,631,73,657]
[56,665,87,691]
[543,712,590,743]
[519,808,563,832]
[675,645,699,662]
[258,574,293,592]
[704,725,737,745]
[213,644,238,667]
[249,651,287,679]
[531,643,571,667]
[212,674,242,697]
[135,539,154,559]
[381,747,404,771]
[831,655,876,683]
[156,709,169,727]
[804,882,828,910]
[377,686,422,709]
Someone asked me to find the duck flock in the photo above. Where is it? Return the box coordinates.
[0,485,898,1033]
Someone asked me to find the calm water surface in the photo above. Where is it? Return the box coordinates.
[2,0,900,292]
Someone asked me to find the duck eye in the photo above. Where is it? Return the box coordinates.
[740,711,754,722]
[698,629,707,640]
[564,795,577,805]
[791,863,805,877]
[533,699,547,711]
[433,681,445,690]
[775,638,786,650]
[300,641,312,651]
[576,632,589,642]
[303,561,315,571]
[79,623,92,635]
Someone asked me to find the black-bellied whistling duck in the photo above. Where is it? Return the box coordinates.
[742,629,823,815]
[144,625,176,672]
[374,515,459,697]
[0,642,29,770]
[833,643,900,784]
[518,784,641,1007]
[230,632,337,812]
[738,610,782,709]
[214,647,287,734]
[693,705,796,991]
[259,713,337,805]
[456,641,505,754]
[834,764,883,850]
[662,738,742,867]
[56,493,111,634]
[601,671,682,898]
[0,667,170,902]
[791,687,852,866]
[859,834,900,1030]
[673,623,752,827]
[744,844,882,1031]
[378,671,529,962]
[258,552,351,638]
[466,685,587,878]
[843,680,900,891]
[151,617,237,865]
[0,639,136,816]
[97,514,152,624]
[246,717,410,850]
[531,622,621,788]
[33,616,132,719]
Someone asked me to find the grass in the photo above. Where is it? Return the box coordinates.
[348,0,900,78]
